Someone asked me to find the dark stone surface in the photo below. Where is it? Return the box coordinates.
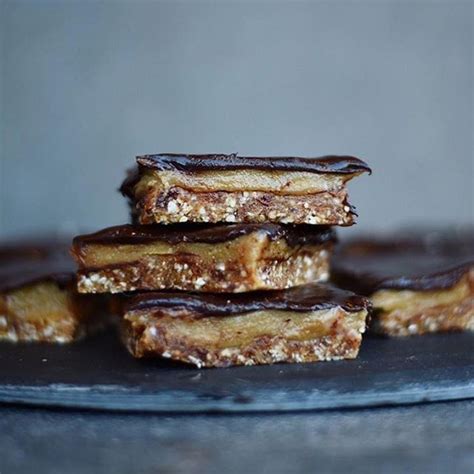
[1,330,473,472]
[0,332,473,412]
[0,401,473,474]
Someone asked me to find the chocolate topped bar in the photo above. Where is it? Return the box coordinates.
[0,239,107,343]
[121,283,371,368]
[72,224,336,293]
[121,153,370,226]
[332,230,474,336]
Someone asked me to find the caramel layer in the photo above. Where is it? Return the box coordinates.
[135,169,351,195]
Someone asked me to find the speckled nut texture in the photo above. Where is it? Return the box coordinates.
[137,187,355,225]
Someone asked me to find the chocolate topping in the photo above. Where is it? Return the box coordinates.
[72,223,336,248]
[136,153,371,174]
[0,240,74,292]
[125,283,370,316]
[120,154,371,200]
[332,230,474,293]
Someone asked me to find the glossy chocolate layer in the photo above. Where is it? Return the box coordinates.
[136,153,371,174]
[73,223,336,248]
[125,283,370,316]
[332,230,474,293]
[0,239,74,292]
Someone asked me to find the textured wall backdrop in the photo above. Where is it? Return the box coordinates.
[1,0,473,238]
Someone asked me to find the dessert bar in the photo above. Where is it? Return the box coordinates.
[72,224,336,293]
[0,240,107,343]
[332,231,474,336]
[120,284,371,368]
[121,154,370,225]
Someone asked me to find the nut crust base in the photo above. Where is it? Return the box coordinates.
[136,186,354,225]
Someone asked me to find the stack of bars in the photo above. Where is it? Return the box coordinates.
[72,153,372,368]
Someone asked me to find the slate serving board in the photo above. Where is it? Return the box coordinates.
[0,332,473,413]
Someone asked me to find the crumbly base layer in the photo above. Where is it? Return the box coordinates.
[77,238,331,293]
[121,307,368,368]
[0,281,106,343]
[135,186,354,225]
[370,272,474,336]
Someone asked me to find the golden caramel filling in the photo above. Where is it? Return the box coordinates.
[77,233,324,269]
[135,169,353,196]
[371,273,473,312]
[130,308,367,350]
[1,282,74,326]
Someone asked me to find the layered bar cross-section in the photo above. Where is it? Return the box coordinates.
[121,154,371,226]
[72,223,336,293]
[332,230,474,336]
[0,240,108,343]
[120,284,371,368]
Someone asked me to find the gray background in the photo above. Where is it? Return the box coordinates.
[1,0,473,238]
